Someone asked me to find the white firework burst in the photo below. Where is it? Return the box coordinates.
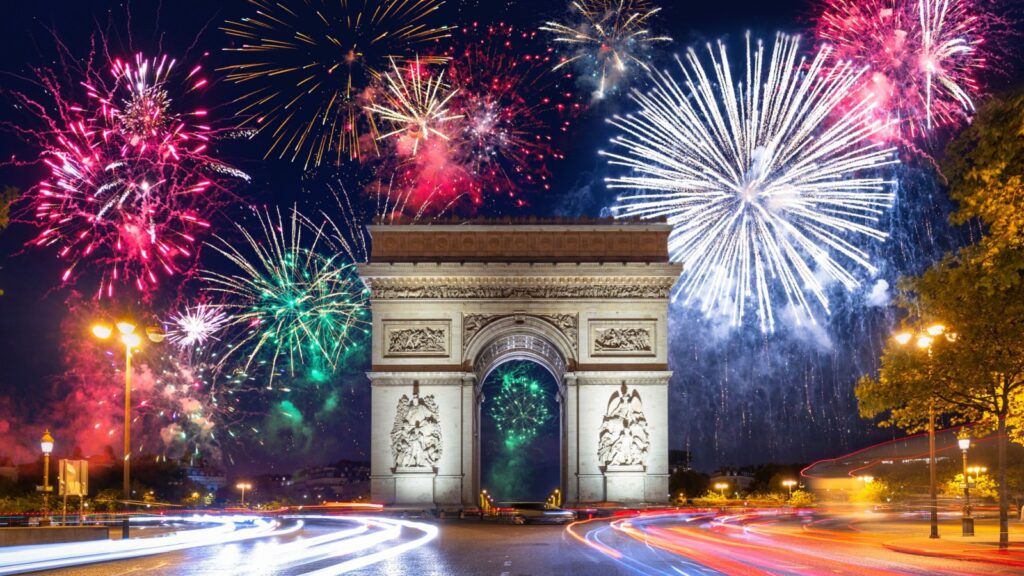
[604,33,897,332]
[167,304,229,348]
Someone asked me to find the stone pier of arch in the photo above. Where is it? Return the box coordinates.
[358,221,680,508]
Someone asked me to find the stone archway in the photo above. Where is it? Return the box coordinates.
[359,221,680,508]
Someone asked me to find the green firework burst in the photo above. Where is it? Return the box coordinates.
[204,207,370,385]
[489,364,552,450]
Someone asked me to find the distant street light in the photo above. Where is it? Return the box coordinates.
[959,436,974,536]
[714,482,729,498]
[236,482,253,506]
[782,479,797,496]
[893,322,953,540]
[91,319,164,538]
[39,430,54,526]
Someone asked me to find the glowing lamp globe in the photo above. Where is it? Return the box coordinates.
[91,324,113,340]
[145,326,166,343]
[40,430,54,455]
[893,332,913,345]
[958,437,971,451]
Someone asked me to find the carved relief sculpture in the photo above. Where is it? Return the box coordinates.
[387,327,446,354]
[594,327,652,352]
[391,394,442,469]
[597,383,650,468]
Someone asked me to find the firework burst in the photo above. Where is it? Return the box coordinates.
[220,0,451,168]
[19,53,242,298]
[605,33,897,332]
[167,304,229,348]
[445,22,579,199]
[541,0,671,99]
[815,0,988,140]
[203,207,370,385]
[366,57,463,156]
[489,363,552,450]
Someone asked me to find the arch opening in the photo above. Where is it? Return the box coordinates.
[479,359,561,502]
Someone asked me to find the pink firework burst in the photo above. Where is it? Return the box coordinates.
[445,22,580,203]
[20,53,244,298]
[815,0,990,142]
[371,23,581,215]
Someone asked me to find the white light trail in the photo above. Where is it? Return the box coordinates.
[0,515,299,575]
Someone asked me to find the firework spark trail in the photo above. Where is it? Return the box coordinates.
[815,0,987,141]
[541,0,671,99]
[605,33,897,332]
[203,207,370,386]
[365,57,463,156]
[220,0,451,167]
[18,53,243,298]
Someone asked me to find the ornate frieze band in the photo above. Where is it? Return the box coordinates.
[364,277,676,300]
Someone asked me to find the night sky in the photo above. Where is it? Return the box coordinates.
[0,0,1018,477]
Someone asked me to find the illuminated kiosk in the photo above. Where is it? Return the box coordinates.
[359,220,679,508]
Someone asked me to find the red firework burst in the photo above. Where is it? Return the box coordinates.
[18,53,245,298]
[815,0,990,142]
[374,22,580,215]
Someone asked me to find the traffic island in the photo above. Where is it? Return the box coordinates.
[0,526,109,546]
[884,536,1024,567]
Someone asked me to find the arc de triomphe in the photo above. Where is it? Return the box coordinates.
[358,221,680,507]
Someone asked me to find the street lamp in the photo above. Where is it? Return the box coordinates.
[714,482,729,498]
[236,482,252,507]
[893,322,952,540]
[39,430,54,526]
[91,319,164,539]
[958,436,974,536]
[782,479,797,496]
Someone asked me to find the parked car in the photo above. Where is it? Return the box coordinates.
[501,502,575,525]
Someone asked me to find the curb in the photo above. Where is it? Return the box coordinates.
[883,542,1024,568]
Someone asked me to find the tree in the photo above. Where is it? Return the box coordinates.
[857,91,1024,548]
[787,490,815,508]
[943,94,1024,278]
[0,186,16,231]
[669,469,709,501]
[859,255,1024,547]
[850,479,906,504]
[942,472,999,503]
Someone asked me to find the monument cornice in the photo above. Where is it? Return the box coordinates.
[359,272,679,300]
[366,223,674,263]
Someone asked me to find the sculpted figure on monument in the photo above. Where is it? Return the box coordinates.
[598,383,650,468]
[391,394,442,469]
[594,327,652,352]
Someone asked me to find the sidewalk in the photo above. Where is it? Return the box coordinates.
[882,524,1024,567]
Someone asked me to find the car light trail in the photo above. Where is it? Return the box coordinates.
[566,510,1000,575]
[0,515,298,575]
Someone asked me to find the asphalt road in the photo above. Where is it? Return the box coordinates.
[19,513,1024,575]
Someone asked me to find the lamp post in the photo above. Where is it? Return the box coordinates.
[782,479,797,497]
[236,482,252,507]
[39,430,54,526]
[91,320,164,539]
[959,436,974,536]
[714,482,729,499]
[894,322,951,540]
